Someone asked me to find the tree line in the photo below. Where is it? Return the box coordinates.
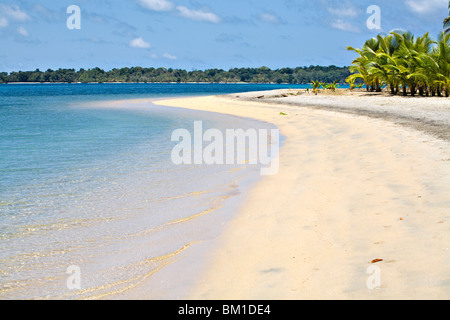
[0,66,350,84]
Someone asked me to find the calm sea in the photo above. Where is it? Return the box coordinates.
[0,83,305,299]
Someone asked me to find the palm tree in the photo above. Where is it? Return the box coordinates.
[373,33,401,94]
[434,31,450,96]
[346,30,448,97]
[364,37,383,92]
[386,31,417,95]
[347,38,381,91]
[444,1,450,34]
[346,46,372,91]
[403,32,435,96]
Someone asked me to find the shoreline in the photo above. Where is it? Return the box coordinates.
[153,91,450,299]
[231,88,450,142]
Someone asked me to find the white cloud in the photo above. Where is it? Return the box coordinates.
[129,37,151,48]
[163,53,177,60]
[405,0,447,14]
[137,1,222,24]
[259,13,280,24]
[176,6,221,23]
[17,26,29,36]
[0,4,30,22]
[327,7,359,18]
[0,17,8,27]
[331,19,360,33]
[136,0,174,12]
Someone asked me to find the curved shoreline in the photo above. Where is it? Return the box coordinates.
[153,92,450,300]
[78,98,277,300]
[230,89,450,142]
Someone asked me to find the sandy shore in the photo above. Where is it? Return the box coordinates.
[154,90,450,300]
[235,89,450,141]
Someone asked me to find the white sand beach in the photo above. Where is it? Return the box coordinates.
[153,90,450,300]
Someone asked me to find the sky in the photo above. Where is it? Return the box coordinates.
[0,0,448,72]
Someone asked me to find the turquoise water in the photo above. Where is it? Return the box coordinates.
[0,83,300,299]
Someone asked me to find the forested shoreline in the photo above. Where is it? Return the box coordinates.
[0,65,350,84]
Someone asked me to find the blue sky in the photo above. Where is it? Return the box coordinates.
[0,0,448,72]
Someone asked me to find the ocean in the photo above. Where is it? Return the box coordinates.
[0,83,305,299]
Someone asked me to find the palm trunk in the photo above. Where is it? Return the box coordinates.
[418,86,424,96]
[410,83,416,96]
[389,82,395,95]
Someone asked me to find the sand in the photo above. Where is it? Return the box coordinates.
[153,90,450,300]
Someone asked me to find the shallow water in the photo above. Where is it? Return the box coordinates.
[0,83,291,299]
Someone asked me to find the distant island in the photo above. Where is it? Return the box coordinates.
[0,66,350,84]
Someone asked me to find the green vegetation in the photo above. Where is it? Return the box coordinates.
[444,1,450,34]
[346,30,450,97]
[311,80,323,94]
[0,66,350,84]
[308,80,339,94]
[324,80,339,91]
